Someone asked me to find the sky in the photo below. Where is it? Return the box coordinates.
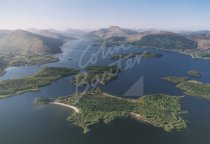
[0,0,210,31]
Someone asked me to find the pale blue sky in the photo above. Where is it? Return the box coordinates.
[0,0,210,30]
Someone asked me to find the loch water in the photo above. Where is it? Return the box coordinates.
[0,40,210,144]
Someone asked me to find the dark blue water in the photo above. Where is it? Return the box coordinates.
[0,40,210,144]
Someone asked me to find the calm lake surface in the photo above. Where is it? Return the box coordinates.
[0,40,210,144]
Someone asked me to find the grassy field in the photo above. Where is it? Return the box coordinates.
[43,88,187,133]
[0,67,79,99]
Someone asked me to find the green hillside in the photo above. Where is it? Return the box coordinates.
[132,34,197,50]
[0,30,64,75]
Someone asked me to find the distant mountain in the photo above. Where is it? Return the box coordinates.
[132,33,198,50]
[0,30,63,55]
[29,28,87,39]
[180,31,210,49]
[181,30,210,36]
[28,29,75,41]
[0,30,12,39]
[127,31,164,42]
[83,26,139,40]
[188,36,210,49]
[63,29,88,38]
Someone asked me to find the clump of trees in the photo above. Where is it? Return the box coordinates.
[0,67,79,98]
[55,89,187,133]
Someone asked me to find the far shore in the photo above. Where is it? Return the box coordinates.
[51,102,80,113]
[155,47,210,60]
[133,45,210,60]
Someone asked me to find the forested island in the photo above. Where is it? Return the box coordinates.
[163,76,210,99]
[37,88,187,133]
[187,70,202,78]
[0,67,79,99]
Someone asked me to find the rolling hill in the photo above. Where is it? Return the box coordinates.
[83,26,139,40]
[29,29,76,41]
[0,30,64,75]
[0,30,63,55]
[63,29,88,38]
[131,33,198,50]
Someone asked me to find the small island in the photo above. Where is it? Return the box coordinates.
[110,52,163,60]
[37,88,187,133]
[0,67,79,99]
[187,70,201,78]
[163,76,190,84]
[163,76,210,99]
[72,65,121,86]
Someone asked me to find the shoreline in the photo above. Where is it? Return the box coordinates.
[51,102,80,113]
[132,45,210,60]
[153,47,210,60]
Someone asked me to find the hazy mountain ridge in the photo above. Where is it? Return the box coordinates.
[85,26,210,50]
[181,30,210,36]
[28,28,88,39]
[29,29,76,41]
[83,26,178,44]
[83,26,139,40]
[0,30,63,55]
[63,29,88,38]
[0,30,12,39]
[0,30,65,75]
[85,26,210,59]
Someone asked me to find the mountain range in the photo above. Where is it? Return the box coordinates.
[83,26,139,40]
[28,29,76,41]
[1,26,210,76]
[83,26,210,49]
